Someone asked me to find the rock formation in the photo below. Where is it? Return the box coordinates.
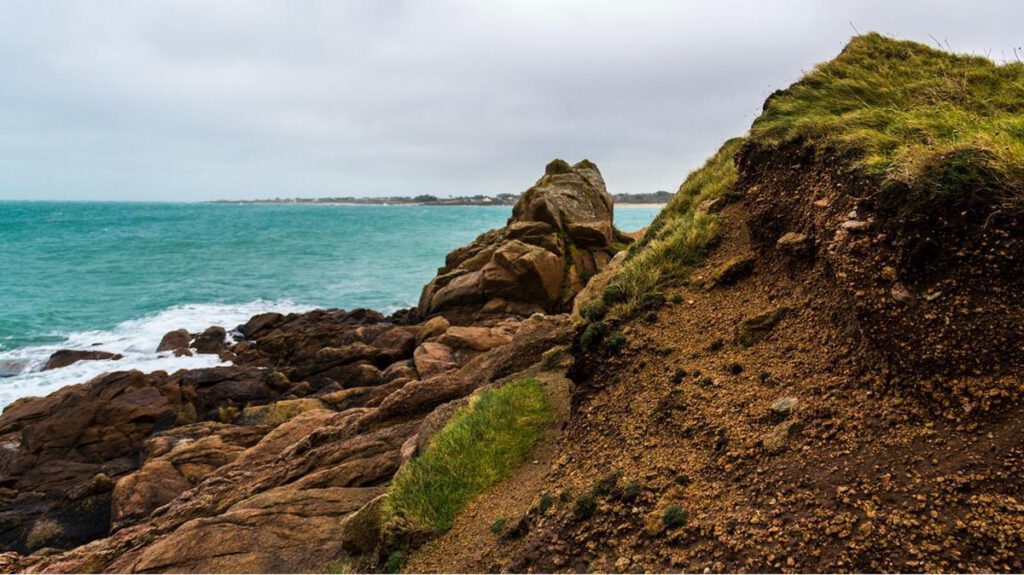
[419,159,629,321]
[0,159,619,573]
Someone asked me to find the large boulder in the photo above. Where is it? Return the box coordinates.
[418,159,629,319]
[42,350,122,371]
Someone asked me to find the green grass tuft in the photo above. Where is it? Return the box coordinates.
[383,379,553,534]
[750,33,1024,212]
[573,494,597,520]
[538,493,554,514]
[607,332,627,350]
[663,505,688,529]
[603,138,743,320]
[384,551,405,574]
[623,480,641,501]
[489,516,508,535]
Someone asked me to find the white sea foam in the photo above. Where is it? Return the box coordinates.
[0,300,314,410]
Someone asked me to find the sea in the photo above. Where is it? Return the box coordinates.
[0,202,659,408]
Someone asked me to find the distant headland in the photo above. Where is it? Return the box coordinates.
[210,190,671,206]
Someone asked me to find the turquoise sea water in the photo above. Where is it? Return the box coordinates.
[0,201,659,407]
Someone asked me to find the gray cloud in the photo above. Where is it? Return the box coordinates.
[0,0,1019,201]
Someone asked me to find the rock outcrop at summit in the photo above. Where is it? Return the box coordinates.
[418,159,628,321]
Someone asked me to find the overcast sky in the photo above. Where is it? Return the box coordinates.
[0,1,1019,201]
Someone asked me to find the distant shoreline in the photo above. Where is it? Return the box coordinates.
[209,200,667,208]
[210,191,672,207]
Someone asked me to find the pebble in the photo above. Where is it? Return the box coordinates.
[770,396,799,415]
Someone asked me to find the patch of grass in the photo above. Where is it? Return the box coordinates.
[579,320,607,350]
[750,33,1024,213]
[592,470,623,497]
[382,379,553,534]
[623,480,641,502]
[384,551,405,574]
[580,299,607,323]
[538,493,554,515]
[663,505,688,529]
[489,516,508,535]
[607,332,627,350]
[573,494,597,521]
[605,138,743,321]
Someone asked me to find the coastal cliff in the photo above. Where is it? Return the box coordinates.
[2,33,1024,574]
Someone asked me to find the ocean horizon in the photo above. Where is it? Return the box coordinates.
[0,201,659,408]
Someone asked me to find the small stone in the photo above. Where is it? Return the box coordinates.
[770,396,799,415]
[615,557,631,571]
[763,421,796,453]
[880,265,898,282]
[707,255,756,287]
[696,197,726,214]
[776,231,808,247]
[891,283,912,302]
[840,219,871,232]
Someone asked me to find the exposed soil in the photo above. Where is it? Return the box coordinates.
[414,162,1024,573]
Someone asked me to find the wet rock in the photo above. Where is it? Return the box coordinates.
[0,360,26,378]
[236,312,285,339]
[42,350,123,371]
[156,329,191,354]
[192,326,227,354]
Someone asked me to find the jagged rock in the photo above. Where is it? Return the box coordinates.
[339,494,386,555]
[42,350,122,371]
[381,360,417,382]
[191,326,227,354]
[414,342,458,379]
[124,486,386,573]
[763,421,798,453]
[417,316,450,344]
[437,323,518,351]
[156,329,191,354]
[418,160,627,318]
[236,312,285,339]
[371,327,418,362]
[237,398,327,426]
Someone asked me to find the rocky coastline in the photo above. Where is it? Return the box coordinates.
[0,159,625,573]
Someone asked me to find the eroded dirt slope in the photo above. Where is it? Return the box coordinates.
[415,171,1024,572]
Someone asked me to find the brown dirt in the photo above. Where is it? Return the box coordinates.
[422,178,1024,572]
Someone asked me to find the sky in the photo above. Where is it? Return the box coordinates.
[0,1,1020,201]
